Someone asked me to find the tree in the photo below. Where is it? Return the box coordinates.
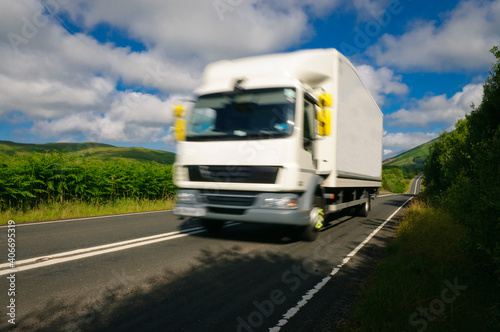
[424,46,500,279]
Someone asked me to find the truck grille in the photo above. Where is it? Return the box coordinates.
[208,207,246,215]
[202,193,256,207]
[187,166,279,184]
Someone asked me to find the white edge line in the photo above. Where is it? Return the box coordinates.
[270,196,414,331]
[0,209,173,228]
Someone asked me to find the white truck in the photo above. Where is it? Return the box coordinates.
[172,48,383,241]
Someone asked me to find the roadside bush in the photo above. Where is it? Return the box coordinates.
[0,151,176,211]
[382,167,406,193]
[423,119,469,197]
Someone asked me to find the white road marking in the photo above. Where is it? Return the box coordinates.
[0,209,173,228]
[377,193,398,197]
[0,223,234,276]
[270,196,414,331]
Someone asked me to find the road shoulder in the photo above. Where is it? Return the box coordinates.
[280,211,403,331]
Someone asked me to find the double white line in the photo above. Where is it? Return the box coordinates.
[0,226,209,276]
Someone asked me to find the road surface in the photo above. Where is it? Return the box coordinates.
[1,193,413,331]
[408,173,424,195]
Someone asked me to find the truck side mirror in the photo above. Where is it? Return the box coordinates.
[173,105,186,117]
[317,108,331,136]
[172,105,187,141]
[174,118,186,141]
[319,92,332,107]
[317,93,332,136]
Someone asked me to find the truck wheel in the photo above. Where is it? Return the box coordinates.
[356,199,370,217]
[302,205,324,241]
[201,219,225,232]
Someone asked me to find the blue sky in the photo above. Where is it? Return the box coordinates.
[0,0,498,157]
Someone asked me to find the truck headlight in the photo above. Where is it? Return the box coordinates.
[261,196,298,209]
[176,192,196,204]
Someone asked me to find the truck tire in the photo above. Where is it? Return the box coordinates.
[356,198,370,217]
[301,203,324,241]
[201,219,225,232]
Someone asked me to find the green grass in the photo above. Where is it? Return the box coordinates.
[342,199,500,332]
[1,197,175,224]
[0,140,176,164]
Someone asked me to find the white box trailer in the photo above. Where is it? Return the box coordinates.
[173,49,383,241]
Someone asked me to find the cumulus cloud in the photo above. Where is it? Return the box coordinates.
[383,131,439,155]
[29,92,190,143]
[62,0,331,62]
[356,64,409,105]
[0,73,114,119]
[0,0,352,146]
[385,83,483,128]
[1,0,490,149]
[369,0,500,71]
[350,0,393,20]
[61,0,392,62]
[383,149,393,156]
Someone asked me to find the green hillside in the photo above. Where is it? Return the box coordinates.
[381,138,436,193]
[383,139,437,172]
[0,141,176,164]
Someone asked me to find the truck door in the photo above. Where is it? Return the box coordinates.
[303,98,316,168]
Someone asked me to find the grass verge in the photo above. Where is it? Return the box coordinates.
[342,198,500,332]
[1,197,175,224]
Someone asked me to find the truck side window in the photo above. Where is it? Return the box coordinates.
[303,100,315,152]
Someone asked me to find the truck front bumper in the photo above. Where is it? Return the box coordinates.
[173,189,309,226]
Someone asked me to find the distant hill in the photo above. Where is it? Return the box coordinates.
[0,141,176,164]
[383,139,437,172]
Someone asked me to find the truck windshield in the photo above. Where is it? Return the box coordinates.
[186,88,296,141]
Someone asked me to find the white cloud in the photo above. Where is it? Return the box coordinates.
[0,71,114,119]
[0,0,349,146]
[385,83,483,127]
[356,64,409,105]
[1,0,393,146]
[369,0,500,71]
[383,149,393,156]
[350,0,393,20]
[1,0,491,150]
[61,0,392,63]
[29,92,190,144]
[62,0,326,62]
[0,1,201,145]
[383,131,439,152]
[0,1,200,96]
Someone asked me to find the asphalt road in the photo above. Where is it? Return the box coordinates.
[1,193,413,331]
[408,173,424,195]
